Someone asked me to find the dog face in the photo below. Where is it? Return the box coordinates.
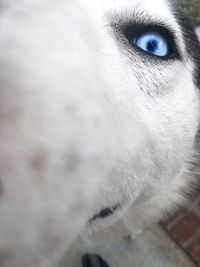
[0,0,199,266]
[85,0,200,236]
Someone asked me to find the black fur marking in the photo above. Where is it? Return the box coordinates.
[82,254,111,267]
[89,204,120,222]
[175,13,200,88]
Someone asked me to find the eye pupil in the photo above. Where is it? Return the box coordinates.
[147,40,158,52]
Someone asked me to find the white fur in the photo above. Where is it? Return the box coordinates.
[0,0,199,266]
[196,24,200,42]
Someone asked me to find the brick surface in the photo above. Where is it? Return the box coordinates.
[187,238,200,266]
[167,212,200,246]
[160,194,200,266]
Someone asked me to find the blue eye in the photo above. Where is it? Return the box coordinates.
[133,32,169,57]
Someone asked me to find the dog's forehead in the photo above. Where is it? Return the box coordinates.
[2,0,177,28]
[0,0,187,61]
[102,0,174,22]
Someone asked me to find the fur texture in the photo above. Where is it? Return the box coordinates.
[0,1,199,266]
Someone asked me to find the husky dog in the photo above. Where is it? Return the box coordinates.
[0,0,199,266]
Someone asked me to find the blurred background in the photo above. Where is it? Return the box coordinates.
[175,0,200,23]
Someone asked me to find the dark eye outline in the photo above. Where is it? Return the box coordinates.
[113,23,181,61]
